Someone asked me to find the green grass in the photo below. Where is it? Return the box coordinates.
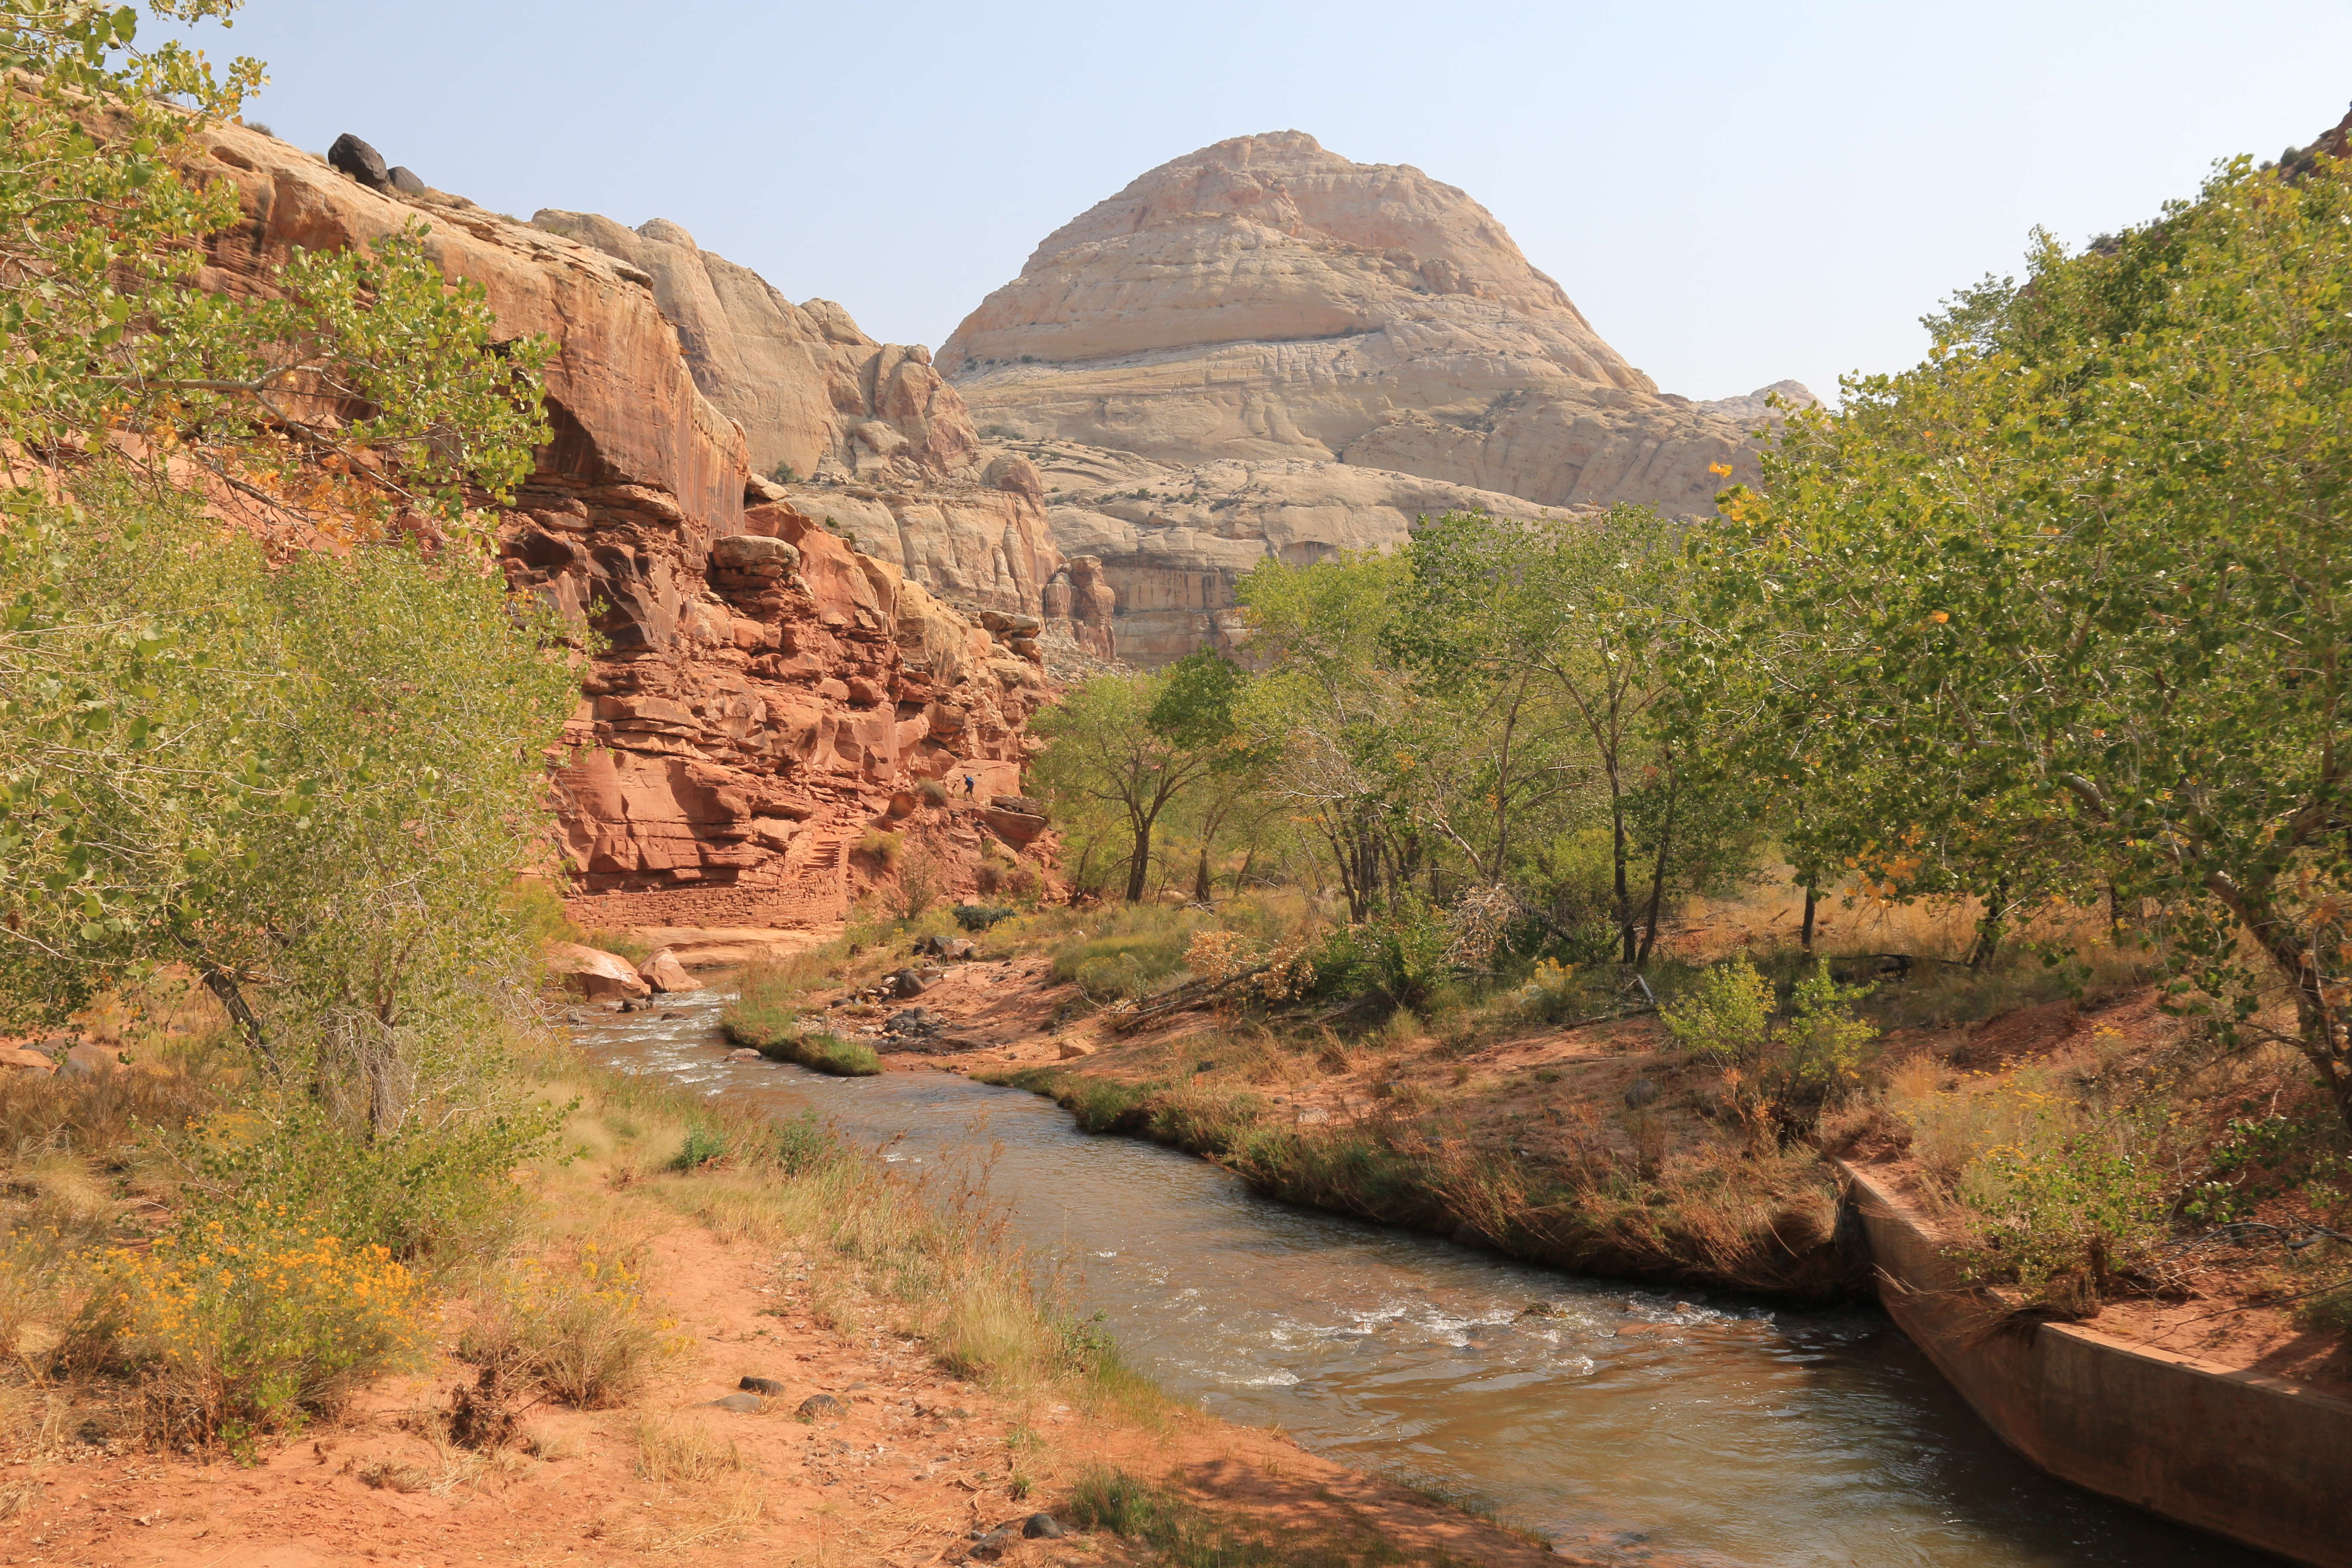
[720,1017,881,1077]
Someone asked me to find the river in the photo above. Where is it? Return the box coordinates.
[573,986,2279,1568]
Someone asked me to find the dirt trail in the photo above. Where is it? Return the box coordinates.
[1,1201,1578,1568]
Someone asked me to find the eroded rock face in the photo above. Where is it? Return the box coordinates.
[942,130,1810,517]
[1011,439,1589,665]
[196,123,1056,932]
[528,211,1113,662]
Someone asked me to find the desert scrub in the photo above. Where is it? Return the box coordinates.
[1662,955,1877,1139]
[460,1234,678,1408]
[78,1222,431,1447]
[1951,1084,2173,1314]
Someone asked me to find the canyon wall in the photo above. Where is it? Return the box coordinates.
[527,211,1113,665]
[198,123,1055,931]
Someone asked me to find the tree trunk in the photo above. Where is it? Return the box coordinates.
[1635,772,1679,967]
[1124,818,1153,902]
[1192,844,1213,905]
[1967,880,2009,969]
[199,964,281,1079]
[1801,883,1819,951]
[1612,795,1635,964]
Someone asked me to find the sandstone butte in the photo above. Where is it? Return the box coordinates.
[196,122,1097,938]
[939,131,1814,663]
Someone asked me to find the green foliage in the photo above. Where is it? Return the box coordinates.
[1662,956,1877,1137]
[671,1122,729,1171]
[179,1096,564,1266]
[953,903,1015,931]
[1311,896,1452,1013]
[1957,1093,2171,1313]
[0,4,551,526]
[0,478,578,1124]
[1033,652,1266,903]
[1660,953,1774,1065]
[1687,153,2352,1125]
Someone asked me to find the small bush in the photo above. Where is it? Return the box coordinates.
[916,779,951,808]
[954,903,1016,931]
[180,1102,562,1266]
[81,1222,431,1447]
[671,1122,729,1170]
[1954,1090,2171,1313]
[1663,956,1876,1138]
[460,1236,676,1409]
[1660,953,1773,1064]
[1312,897,1451,1013]
[891,842,945,920]
[855,830,902,871]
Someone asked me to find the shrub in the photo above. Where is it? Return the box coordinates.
[954,903,1017,931]
[1955,1090,2171,1313]
[1311,898,1451,1013]
[1660,952,1774,1064]
[82,1222,432,1447]
[916,778,951,808]
[671,1122,729,1171]
[459,1236,676,1409]
[855,830,902,871]
[1663,955,1876,1139]
[179,1101,561,1266]
[890,842,944,920]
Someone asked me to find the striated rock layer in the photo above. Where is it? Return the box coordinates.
[528,210,1114,667]
[1010,440,1585,665]
[197,123,1057,932]
[943,131,1809,514]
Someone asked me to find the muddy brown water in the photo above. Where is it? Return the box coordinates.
[574,988,2283,1568]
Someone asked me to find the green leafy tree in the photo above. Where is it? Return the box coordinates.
[1396,508,1752,964]
[1691,153,2352,1127]
[1031,652,1254,903]
[0,3,572,1131]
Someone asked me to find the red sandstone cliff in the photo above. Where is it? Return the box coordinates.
[196,123,1055,931]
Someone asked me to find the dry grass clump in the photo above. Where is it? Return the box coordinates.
[632,1412,750,1484]
[458,1230,677,1409]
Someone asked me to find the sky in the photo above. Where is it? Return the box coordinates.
[179,0,2352,404]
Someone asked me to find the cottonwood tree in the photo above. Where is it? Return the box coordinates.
[1396,508,1751,965]
[1690,153,2352,1127]
[1030,652,1253,903]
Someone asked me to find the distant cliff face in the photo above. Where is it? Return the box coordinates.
[942,131,1809,514]
[527,211,1111,661]
[937,131,1808,662]
[199,124,1058,931]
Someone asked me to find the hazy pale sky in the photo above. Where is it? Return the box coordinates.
[187,0,2352,403]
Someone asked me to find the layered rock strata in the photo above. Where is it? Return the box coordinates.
[943,131,1808,516]
[528,211,1113,663]
[1006,439,1585,665]
[197,123,1053,931]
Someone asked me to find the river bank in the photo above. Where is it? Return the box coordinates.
[569,979,2283,1567]
[0,1032,1567,1568]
